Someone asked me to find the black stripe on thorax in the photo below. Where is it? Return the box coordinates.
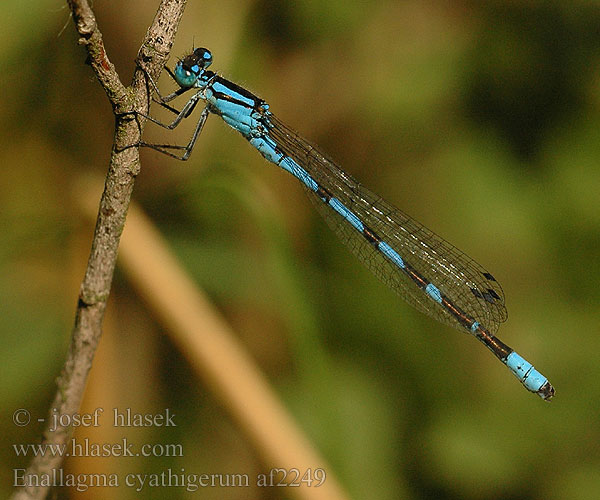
[212,76,266,110]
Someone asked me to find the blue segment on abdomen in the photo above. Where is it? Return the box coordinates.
[328,197,364,232]
[506,352,548,392]
[425,283,443,304]
[249,134,365,233]
[249,137,319,192]
[279,157,318,192]
[250,136,283,163]
[378,241,405,269]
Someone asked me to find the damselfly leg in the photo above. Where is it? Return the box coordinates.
[135,62,211,160]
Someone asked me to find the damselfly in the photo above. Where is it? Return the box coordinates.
[138,48,554,400]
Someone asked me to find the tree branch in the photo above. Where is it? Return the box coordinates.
[10,1,187,498]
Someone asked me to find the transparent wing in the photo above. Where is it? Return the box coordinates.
[267,114,508,334]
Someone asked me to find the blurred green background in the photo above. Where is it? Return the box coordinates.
[2,0,600,499]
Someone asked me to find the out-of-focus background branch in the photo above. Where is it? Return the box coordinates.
[2,1,600,499]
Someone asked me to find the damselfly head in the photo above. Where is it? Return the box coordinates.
[182,48,212,72]
[174,48,212,88]
[192,48,213,69]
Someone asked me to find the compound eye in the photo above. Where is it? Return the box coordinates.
[174,63,198,88]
